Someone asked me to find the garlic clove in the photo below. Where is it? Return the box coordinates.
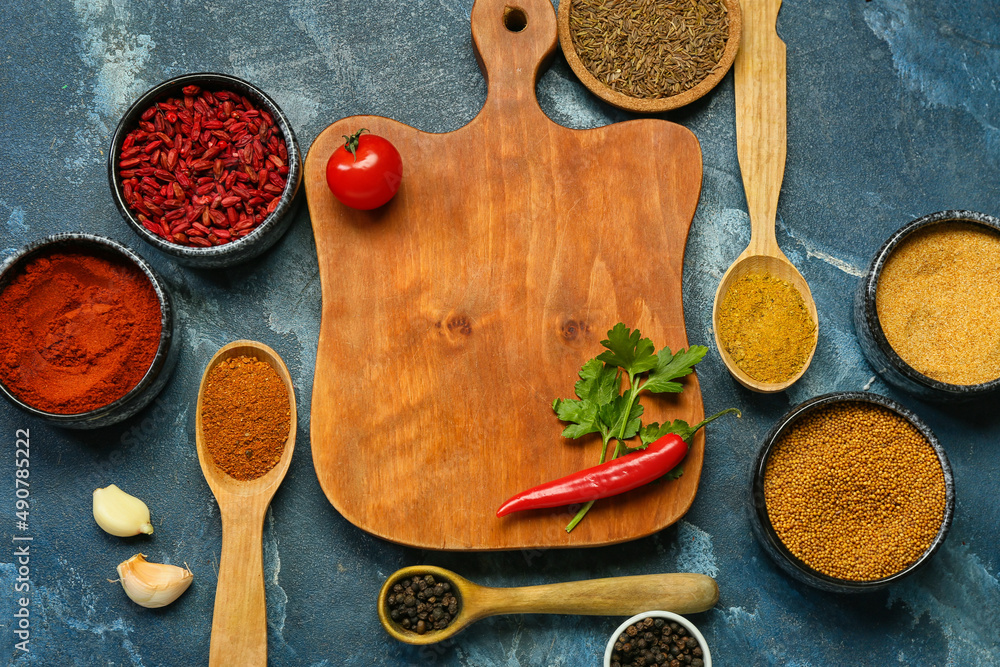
[93,484,154,537]
[117,553,193,608]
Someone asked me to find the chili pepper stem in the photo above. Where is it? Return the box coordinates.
[563,407,741,533]
[686,407,742,435]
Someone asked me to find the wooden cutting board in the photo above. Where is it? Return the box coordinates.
[306,0,705,550]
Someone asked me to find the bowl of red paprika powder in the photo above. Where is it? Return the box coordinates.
[0,234,178,428]
[108,72,302,269]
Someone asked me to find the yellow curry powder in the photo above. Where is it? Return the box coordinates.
[716,273,816,383]
[876,222,1000,385]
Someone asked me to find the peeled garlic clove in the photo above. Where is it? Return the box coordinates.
[93,484,154,537]
[117,554,193,608]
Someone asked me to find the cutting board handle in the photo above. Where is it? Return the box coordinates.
[471,0,557,111]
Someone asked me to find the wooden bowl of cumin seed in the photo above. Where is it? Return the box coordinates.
[558,0,742,113]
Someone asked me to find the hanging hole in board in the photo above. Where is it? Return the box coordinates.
[503,6,528,32]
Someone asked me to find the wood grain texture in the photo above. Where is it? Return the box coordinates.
[711,0,819,393]
[378,565,718,645]
[195,341,297,667]
[734,0,785,253]
[306,0,705,550]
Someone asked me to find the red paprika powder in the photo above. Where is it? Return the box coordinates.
[0,247,162,414]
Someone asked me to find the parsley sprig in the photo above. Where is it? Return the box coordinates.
[552,323,710,532]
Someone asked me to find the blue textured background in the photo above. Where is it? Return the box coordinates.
[2,0,999,664]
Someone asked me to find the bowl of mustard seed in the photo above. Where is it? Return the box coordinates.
[749,392,954,593]
[558,0,742,113]
[854,209,1000,402]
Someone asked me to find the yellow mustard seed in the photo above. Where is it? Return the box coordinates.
[763,402,946,581]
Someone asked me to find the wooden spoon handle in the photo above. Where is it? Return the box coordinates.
[734,0,786,254]
[209,507,267,666]
[474,573,718,617]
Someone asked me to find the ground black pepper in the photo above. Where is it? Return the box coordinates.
[611,616,705,667]
[385,574,460,635]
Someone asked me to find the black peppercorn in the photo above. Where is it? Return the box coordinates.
[611,618,706,667]
[385,572,461,634]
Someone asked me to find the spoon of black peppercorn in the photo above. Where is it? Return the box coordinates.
[377,565,718,645]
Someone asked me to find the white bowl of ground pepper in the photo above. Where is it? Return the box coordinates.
[604,610,711,667]
[749,392,954,593]
[854,210,1000,401]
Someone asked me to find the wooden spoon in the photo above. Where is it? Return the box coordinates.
[711,0,819,393]
[195,340,297,666]
[378,565,718,645]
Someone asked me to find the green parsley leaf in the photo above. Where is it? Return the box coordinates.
[596,323,658,378]
[551,358,622,439]
[642,345,709,394]
[573,358,620,406]
[661,464,684,482]
[599,395,644,442]
[640,408,742,445]
[552,398,601,439]
[639,419,695,445]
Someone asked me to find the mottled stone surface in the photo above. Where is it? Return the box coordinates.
[1,0,999,664]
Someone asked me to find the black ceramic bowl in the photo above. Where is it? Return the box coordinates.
[854,210,1000,402]
[0,234,178,429]
[749,392,954,593]
[108,72,302,269]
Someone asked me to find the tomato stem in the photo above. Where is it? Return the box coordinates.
[342,128,369,162]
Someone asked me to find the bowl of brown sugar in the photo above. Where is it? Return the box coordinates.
[749,392,954,593]
[854,210,1000,401]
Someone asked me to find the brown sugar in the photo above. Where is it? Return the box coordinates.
[764,402,946,581]
[876,222,1000,385]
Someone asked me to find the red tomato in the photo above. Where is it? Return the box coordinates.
[325,129,403,210]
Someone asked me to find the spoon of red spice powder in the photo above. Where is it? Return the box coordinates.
[195,340,296,667]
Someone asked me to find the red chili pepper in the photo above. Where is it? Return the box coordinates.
[496,408,739,517]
